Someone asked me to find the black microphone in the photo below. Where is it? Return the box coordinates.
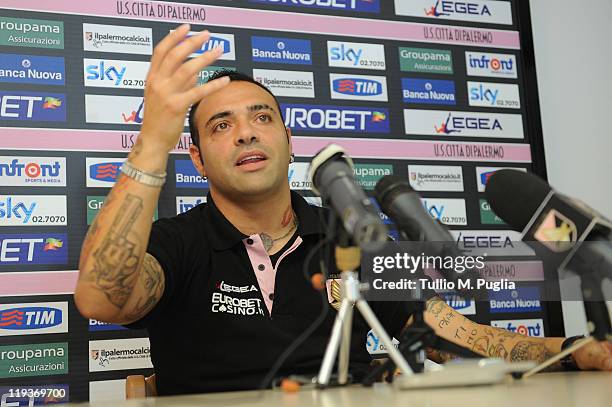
[308,144,388,248]
[485,169,612,339]
[374,175,481,295]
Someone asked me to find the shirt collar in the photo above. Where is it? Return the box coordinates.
[205,191,325,251]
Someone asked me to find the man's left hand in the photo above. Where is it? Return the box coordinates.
[573,340,612,371]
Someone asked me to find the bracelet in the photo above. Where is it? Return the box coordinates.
[560,335,584,371]
[120,160,166,187]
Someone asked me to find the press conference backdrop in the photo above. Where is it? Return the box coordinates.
[0,0,558,403]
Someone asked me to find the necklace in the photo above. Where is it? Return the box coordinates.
[260,213,299,253]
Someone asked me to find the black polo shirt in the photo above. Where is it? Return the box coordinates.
[128,191,419,396]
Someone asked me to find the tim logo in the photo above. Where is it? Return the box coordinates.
[194,36,229,55]
[332,78,382,96]
[425,0,491,17]
[89,162,122,183]
[122,99,144,123]
[479,170,496,187]
[0,306,62,330]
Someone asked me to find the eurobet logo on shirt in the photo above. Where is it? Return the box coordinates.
[0,233,68,265]
[251,36,312,65]
[0,302,68,337]
[0,196,67,226]
[0,53,65,85]
[0,17,64,49]
[0,342,68,379]
[0,91,66,121]
[327,41,386,70]
[282,104,389,133]
[0,156,66,186]
[83,58,149,89]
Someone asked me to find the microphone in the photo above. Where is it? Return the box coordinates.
[374,175,481,295]
[485,169,612,339]
[308,144,388,248]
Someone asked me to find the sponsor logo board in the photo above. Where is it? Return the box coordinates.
[83,23,152,54]
[489,287,542,313]
[176,197,206,215]
[366,329,399,355]
[89,338,152,372]
[0,302,68,336]
[0,53,64,85]
[353,164,393,190]
[0,196,66,227]
[476,166,526,192]
[327,41,385,70]
[421,198,467,226]
[249,0,380,13]
[0,342,68,378]
[329,73,388,102]
[399,47,453,74]
[490,318,544,337]
[0,234,67,265]
[288,162,311,191]
[0,156,66,186]
[85,95,144,125]
[451,230,535,256]
[251,36,312,65]
[88,319,127,332]
[404,110,524,139]
[253,69,314,98]
[468,81,520,109]
[402,78,456,105]
[0,91,66,122]
[84,59,149,89]
[0,17,64,49]
[394,0,513,25]
[87,196,157,224]
[283,104,389,133]
[184,32,235,60]
[439,291,476,315]
[408,165,463,192]
[175,160,208,188]
[86,158,126,187]
[466,51,517,78]
[479,199,505,225]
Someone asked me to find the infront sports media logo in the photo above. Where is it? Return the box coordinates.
[0,157,66,186]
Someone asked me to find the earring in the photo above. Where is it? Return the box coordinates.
[289,153,295,163]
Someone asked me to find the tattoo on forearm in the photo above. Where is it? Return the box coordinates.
[426,348,459,363]
[125,254,164,321]
[510,341,554,364]
[91,194,143,308]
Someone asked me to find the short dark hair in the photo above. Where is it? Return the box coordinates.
[188,70,283,149]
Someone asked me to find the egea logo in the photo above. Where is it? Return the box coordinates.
[435,112,502,134]
[424,0,492,17]
[216,281,258,293]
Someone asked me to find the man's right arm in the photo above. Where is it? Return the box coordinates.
[74,24,229,325]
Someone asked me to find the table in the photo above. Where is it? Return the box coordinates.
[72,371,611,407]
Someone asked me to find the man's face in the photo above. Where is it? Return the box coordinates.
[192,81,291,199]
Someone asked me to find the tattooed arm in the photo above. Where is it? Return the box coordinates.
[422,296,564,368]
[75,26,230,324]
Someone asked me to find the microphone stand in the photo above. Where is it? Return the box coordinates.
[316,215,414,388]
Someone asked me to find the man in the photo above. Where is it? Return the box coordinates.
[75,25,612,396]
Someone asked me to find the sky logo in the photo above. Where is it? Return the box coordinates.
[282,104,389,133]
[249,0,380,13]
[489,287,542,313]
[89,162,122,183]
[0,53,65,85]
[469,83,499,105]
[423,200,444,219]
[0,198,36,224]
[0,156,65,186]
[0,306,62,330]
[175,160,208,188]
[402,78,456,105]
[187,32,236,60]
[0,234,68,265]
[327,41,386,70]
[330,74,388,101]
[0,91,66,121]
[252,36,312,65]
[85,61,126,86]
[330,44,363,66]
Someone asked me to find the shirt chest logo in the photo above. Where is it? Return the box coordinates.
[217,280,258,293]
[211,281,264,316]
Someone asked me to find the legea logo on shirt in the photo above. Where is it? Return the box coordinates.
[0,302,68,336]
[0,91,66,121]
[0,53,65,85]
[329,74,388,102]
[0,233,68,265]
[489,287,542,313]
[282,104,389,133]
[249,0,380,13]
[490,318,544,337]
[175,160,208,189]
[402,78,456,105]
[251,36,312,65]
[176,196,206,214]
[327,41,386,70]
[0,156,66,186]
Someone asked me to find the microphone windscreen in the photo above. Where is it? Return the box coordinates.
[374,175,412,207]
[485,169,552,231]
